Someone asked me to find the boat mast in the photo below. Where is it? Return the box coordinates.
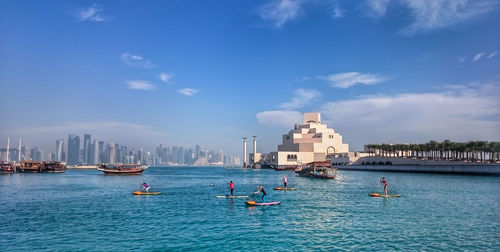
[6,137,9,162]
[18,138,21,162]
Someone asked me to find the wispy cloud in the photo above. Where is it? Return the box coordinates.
[258,0,305,28]
[487,51,497,59]
[366,0,391,18]
[121,53,155,68]
[320,83,500,149]
[458,57,465,63]
[473,52,485,61]
[397,0,498,36]
[320,72,391,88]
[177,88,199,96]
[280,89,321,110]
[256,110,303,128]
[77,4,109,22]
[159,73,173,83]
[127,80,156,91]
[332,4,344,19]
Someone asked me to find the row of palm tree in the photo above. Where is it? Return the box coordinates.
[365,140,500,163]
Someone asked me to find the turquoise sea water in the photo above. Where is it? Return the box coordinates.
[1,167,499,251]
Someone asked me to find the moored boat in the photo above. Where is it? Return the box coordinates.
[296,161,336,179]
[16,161,67,173]
[0,161,15,174]
[17,161,43,173]
[97,163,149,175]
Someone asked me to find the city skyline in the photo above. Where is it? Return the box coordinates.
[1,1,499,156]
[0,134,239,166]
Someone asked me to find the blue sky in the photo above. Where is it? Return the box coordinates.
[1,0,499,156]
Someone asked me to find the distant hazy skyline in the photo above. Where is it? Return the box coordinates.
[1,0,499,156]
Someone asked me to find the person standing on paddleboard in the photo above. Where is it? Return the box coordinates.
[142,182,151,193]
[380,178,388,196]
[256,186,267,203]
[228,181,234,196]
[283,176,288,188]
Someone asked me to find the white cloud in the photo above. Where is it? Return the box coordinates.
[473,52,485,61]
[159,73,173,83]
[121,53,155,68]
[487,51,497,59]
[320,83,500,150]
[77,4,108,22]
[259,0,305,28]
[320,72,390,88]
[256,110,303,128]
[366,0,391,17]
[280,89,321,110]
[177,88,199,96]
[332,4,344,19]
[397,0,497,36]
[127,80,156,91]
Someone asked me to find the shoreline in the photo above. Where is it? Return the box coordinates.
[336,164,500,175]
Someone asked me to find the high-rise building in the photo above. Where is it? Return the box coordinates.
[92,139,100,164]
[56,139,64,162]
[195,145,201,160]
[68,134,80,165]
[171,146,178,164]
[108,143,117,164]
[83,134,91,164]
[98,141,104,163]
[177,146,185,165]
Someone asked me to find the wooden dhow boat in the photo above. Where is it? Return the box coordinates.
[97,163,149,175]
[0,161,16,174]
[296,161,337,179]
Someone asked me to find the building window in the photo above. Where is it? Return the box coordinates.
[286,136,290,140]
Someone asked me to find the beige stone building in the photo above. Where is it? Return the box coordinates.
[254,112,349,168]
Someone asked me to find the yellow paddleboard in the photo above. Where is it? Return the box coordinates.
[132,191,161,195]
[369,193,400,197]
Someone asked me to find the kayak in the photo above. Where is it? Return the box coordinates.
[132,191,161,195]
[273,187,296,190]
[245,201,281,206]
[216,195,249,198]
[369,193,400,197]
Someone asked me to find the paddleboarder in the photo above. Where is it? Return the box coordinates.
[283,176,288,188]
[380,177,388,196]
[141,182,151,193]
[255,186,267,203]
[228,181,234,196]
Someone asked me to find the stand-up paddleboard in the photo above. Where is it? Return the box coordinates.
[273,187,297,190]
[216,195,249,198]
[245,201,281,206]
[132,191,161,195]
[369,193,400,197]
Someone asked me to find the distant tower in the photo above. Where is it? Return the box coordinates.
[242,137,247,167]
[83,134,91,164]
[252,136,257,159]
[56,139,64,162]
[67,135,80,165]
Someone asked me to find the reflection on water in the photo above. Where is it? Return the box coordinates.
[0,167,499,251]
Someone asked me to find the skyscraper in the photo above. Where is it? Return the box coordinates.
[195,145,201,160]
[83,134,91,164]
[92,139,100,164]
[108,143,117,164]
[68,134,80,165]
[56,139,64,162]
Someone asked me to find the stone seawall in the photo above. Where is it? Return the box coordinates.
[336,165,500,175]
